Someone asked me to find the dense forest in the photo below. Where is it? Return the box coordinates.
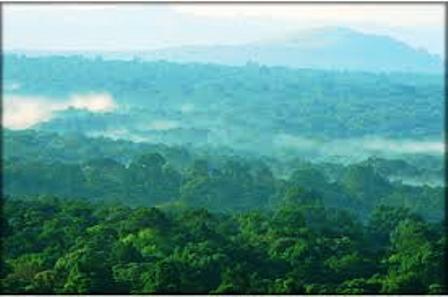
[4,54,443,143]
[1,129,446,294]
[3,129,444,220]
[1,196,446,294]
[2,53,446,294]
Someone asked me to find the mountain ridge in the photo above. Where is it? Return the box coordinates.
[141,26,443,73]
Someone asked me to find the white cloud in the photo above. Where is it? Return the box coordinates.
[3,92,117,130]
[359,137,444,155]
[69,93,116,112]
[3,95,54,130]
[275,134,445,158]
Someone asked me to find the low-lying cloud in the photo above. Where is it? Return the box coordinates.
[275,133,444,159]
[3,92,117,129]
[69,93,116,112]
[358,137,444,155]
[147,120,180,131]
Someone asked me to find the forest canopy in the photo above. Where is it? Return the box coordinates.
[2,128,446,294]
[1,53,446,294]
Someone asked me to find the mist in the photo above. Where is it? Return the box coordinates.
[275,133,444,161]
[3,92,117,129]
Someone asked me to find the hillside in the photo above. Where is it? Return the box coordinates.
[143,27,443,73]
[3,55,444,165]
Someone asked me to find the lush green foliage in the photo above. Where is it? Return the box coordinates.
[2,54,445,294]
[1,196,445,294]
[4,54,443,144]
[2,130,445,294]
[4,130,444,220]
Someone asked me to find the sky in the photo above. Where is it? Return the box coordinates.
[3,3,445,56]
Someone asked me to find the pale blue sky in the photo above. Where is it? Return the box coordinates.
[3,3,445,56]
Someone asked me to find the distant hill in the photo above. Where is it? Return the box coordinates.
[142,27,443,73]
[3,53,444,164]
[4,53,443,144]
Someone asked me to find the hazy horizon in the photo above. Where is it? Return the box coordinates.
[4,3,445,57]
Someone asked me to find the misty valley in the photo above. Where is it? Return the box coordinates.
[1,38,446,294]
